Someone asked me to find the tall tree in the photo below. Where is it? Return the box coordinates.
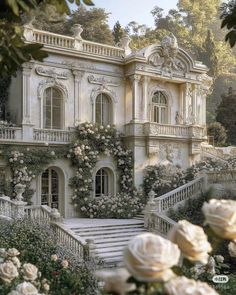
[112,21,125,44]
[216,87,236,145]
[220,0,236,47]
[66,6,114,45]
[0,0,94,78]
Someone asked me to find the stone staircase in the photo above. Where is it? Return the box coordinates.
[66,218,145,267]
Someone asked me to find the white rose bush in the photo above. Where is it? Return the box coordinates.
[68,122,146,218]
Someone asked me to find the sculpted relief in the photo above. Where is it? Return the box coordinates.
[159,143,183,166]
[148,34,186,74]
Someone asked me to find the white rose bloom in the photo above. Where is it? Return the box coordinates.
[0,248,6,258]
[22,264,38,281]
[164,276,219,295]
[7,248,20,257]
[51,254,58,262]
[228,241,236,258]
[168,220,212,264]
[95,268,136,295]
[15,282,40,295]
[0,261,19,283]
[61,260,69,269]
[124,233,180,282]
[11,257,21,268]
[202,199,236,241]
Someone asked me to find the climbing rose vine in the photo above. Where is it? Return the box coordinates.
[68,123,145,218]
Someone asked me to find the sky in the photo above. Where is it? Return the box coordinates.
[73,0,178,28]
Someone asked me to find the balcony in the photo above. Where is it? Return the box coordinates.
[0,127,73,144]
[125,122,206,140]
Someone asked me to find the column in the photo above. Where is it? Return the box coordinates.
[72,70,84,126]
[22,62,34,140]
[141,76,150,121]
[129,75,141,122]
[22,62,34,125]
[182,82,189,125]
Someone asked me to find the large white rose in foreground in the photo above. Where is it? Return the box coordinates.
[165,276,219,295]
[202,199,236,241]
[0,261,19,283]
[168,220,212,264]
[14,282,39,295]
[124,233,180,282]
[22,264,38,281]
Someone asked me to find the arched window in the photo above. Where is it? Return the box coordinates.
[43,87,63,129]
[95,93,112,125]
[95,168,114,197]
[152,91,168,124]
[41,168,59,209]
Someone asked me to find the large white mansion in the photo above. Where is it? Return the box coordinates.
[0,24,211,218]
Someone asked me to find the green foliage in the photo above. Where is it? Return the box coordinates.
[143,165,187,197]
[0,219,99,295]
[65,6,114,44]
[207,122,227,146]
[0,145,66,202]
[112,21,125,44]
[0,219,57,270]
[0,0,94,78]
[220,0,236,47]
[216,87,236,145]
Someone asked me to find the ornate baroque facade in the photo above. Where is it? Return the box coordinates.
[0,25,211,218]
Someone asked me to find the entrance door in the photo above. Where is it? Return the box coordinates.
[41,168,59,209]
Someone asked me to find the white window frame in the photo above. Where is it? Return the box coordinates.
[151,91,168,124]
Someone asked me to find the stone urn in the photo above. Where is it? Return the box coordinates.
[14,183,26,202]
[72,24,83,40]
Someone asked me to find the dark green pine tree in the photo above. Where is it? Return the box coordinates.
[112,21,125,44]
[216,87,236,145]
[198,30,218,77]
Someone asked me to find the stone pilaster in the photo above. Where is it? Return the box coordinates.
[141,76,151,121]
[72,70,84,126]
[129,75,141,122]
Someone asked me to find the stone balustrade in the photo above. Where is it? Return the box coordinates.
[24,27,125,59]
[0,127,22,140]
[145,212,176,236]
[149,177,205,213]
[33,128,72,143]
[207,170,236,184]
[125,122,206,140]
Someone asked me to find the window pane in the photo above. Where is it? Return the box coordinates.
[95,168,109,197]
[95,94,111,125]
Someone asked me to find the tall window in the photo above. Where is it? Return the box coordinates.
[43,87,63,129]
[95,168,110,197]
[152,91,167,124]
[95,93,112,125]
[41,168,59,209]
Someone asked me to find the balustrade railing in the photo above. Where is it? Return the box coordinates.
[152,177,204,213]
[25,28,125,59]
[207,170,236,184]
[33,128,72,143]
[145,212,176,236]
[0,197,16,220]
[0,127,21,140]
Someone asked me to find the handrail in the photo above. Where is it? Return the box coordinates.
[152,177,204,212]
[145,212,176,236]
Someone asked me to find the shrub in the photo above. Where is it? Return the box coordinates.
[207,122,227,146]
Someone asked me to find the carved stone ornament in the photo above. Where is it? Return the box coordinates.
[160,143,182,165]
[37,78,68,100]
[90,85,118,104]
[72,24,83,40]
[35,66,69,80]
[149,34,185,73]
[88,74,120,87]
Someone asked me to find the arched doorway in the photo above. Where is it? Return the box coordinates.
[41,168,59,209]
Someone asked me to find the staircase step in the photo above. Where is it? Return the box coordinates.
[97,251,124,259]
[93,245,126,254]
[75,231,145,241]
[92,236,142,244]
[73,228,144,237]
[70,224,144,232]
[95,241,129,249]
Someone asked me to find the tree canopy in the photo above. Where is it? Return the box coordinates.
[0,0,94,78]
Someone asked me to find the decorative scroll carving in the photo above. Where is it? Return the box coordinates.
[35,67,69,80]
[37,78,68,100]
[148,34,186,73]
[88,75,120,87]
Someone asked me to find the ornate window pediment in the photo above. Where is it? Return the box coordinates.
[37,78,68,101]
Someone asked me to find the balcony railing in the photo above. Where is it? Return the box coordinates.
[0,127,22,140]
[25,27,125,59]
[33,128,72,143]
[125,122,206,139]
